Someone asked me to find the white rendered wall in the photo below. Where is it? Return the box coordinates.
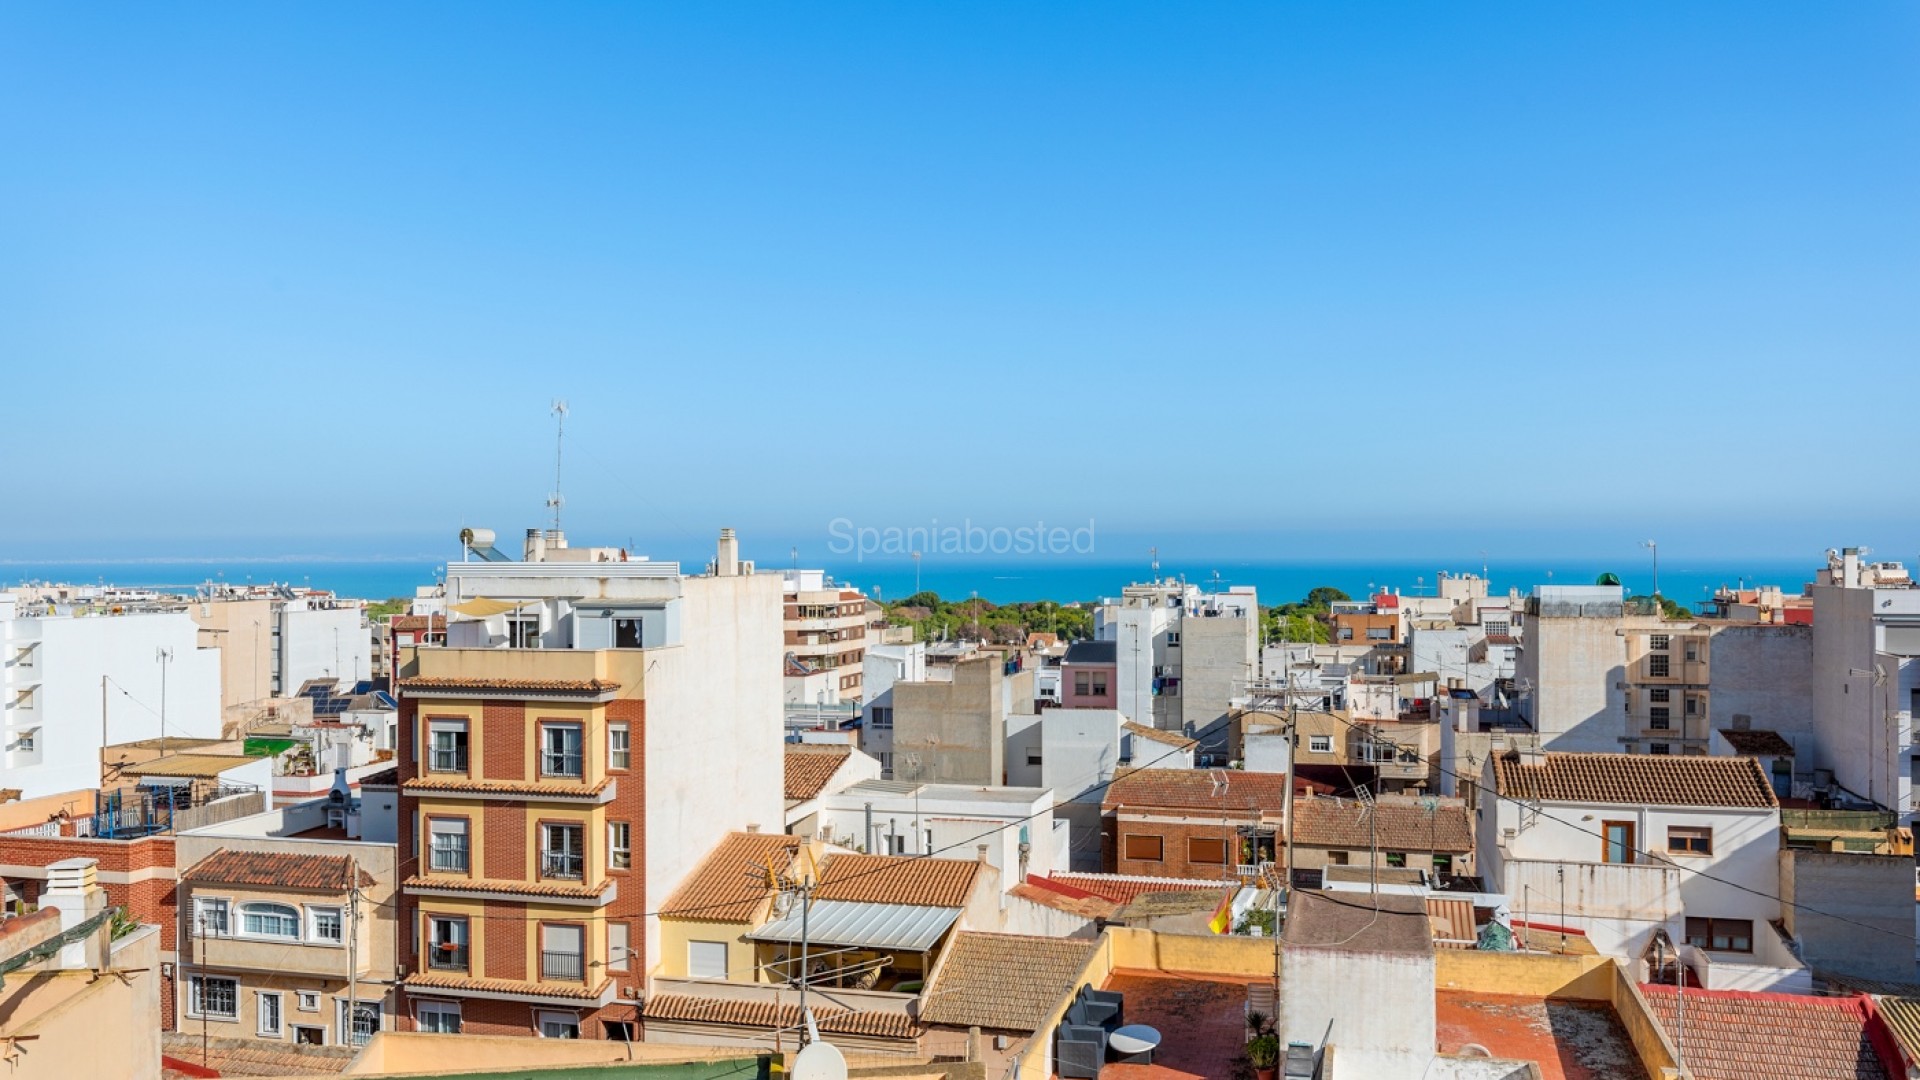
[277,604,371,691]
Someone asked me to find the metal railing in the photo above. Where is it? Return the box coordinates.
[429,846,469,873]
[541,951,585,982]
[541,752,583,778]
[541,852,584,880]
[427,943,469,971]
[430,749,468,772]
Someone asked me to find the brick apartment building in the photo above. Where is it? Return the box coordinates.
[391,528,782,1041]
[1100,768,1294,881]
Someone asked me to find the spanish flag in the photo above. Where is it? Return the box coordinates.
[1207,887,1235,935]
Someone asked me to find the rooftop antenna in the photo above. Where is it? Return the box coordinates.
[546,400,569,532]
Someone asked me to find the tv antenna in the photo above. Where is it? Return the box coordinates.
[547,400,568,532]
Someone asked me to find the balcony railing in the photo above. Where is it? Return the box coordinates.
[541,951,585,982]
[427,943,469,971]
[541,853,585,880]
[430,750,468,772]
[429,847,470,873]
[541,752,583,778]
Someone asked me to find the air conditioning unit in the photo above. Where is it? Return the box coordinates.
[994,1035,1011,1051]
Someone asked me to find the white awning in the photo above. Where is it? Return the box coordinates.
[747,901,961,953]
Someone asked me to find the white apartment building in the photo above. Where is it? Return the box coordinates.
[1180,588,1259,759]
[1477,750,1799,991]
[1093,578,1200,731]
[780,569,867,707]
[817,779,1067,884]
[1810,548,1920,822]
[3,595,222,799]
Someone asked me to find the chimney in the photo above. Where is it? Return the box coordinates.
[41,858,108,969]
[716,528,740,577]
[1843,547,1860,588]
[1516,746,1547,767]
[976,845,989,863]
[745,823,760,834]
[525,528,546,563]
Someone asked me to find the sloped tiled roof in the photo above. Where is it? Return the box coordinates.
[1490,751,1777,809]
[1719,729,1796,756]
[402,775,612,799]
[1641,985,1891,1080]
[1102,768,1291,815]
[784,744,852,801]
[642,993,921,1039]
[1007,882,1116,920]
[184,850,374,891]
[401,875,608,901]
[1292,796,1474,854]
[1123,722,1193,749]
[813,853,980,908]
[403,970,610,1001]
[920,932,1098,1031]
[659,832,800,922]
[1039,872,1231,904]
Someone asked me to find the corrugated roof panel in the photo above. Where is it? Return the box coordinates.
[748,900,961,952]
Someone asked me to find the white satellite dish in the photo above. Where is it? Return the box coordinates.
[791,1038,848,1080]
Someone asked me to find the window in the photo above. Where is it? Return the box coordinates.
[296,990,320,1012]
[1384,852,1407,868]
[1122,834,1164,861]
[1338,627,1355,641]
[1366,627,1392,641]
[1650,707,1671,730]
[416,1001,461,1035]
[15,727,37,752]
[1188,837,1229,865]
[509,616,540,648]
[428,916,468,971]
[609,921,630,973]
[541,924,586,982]
[308,906,343,945]
[608,723,630,770]
[427,719,468,773]
[536,1010,580,1039]
[194,897,230,936]
[257,992,283,1037]
[1685,645,1698,662]
[239,902,301,940]
[1482,620,1509,637]
[541,723,584,778]
[1308,735,1333,754]
[1092,672,1109,697]
[1650,688,1671,703]
[1650,743,1671,755]
[1328,850,1350,866]
[1027,748,1043,766]
[1074,671,1090,695]
[1166,632,1181,647]
[604,1020,635,1041]
[1686,697,1699,716]
[1649,634,1670,651]
[429,818,470,873]
[1685,917,1753,953]
[541,823,585,879]
[1432,854,1452,875]
[293,1026,325,1045]
[613,617,643,649]
[1668,826,1713,856]
[189,976,239,1020]
[688,939,728,979]
[609,821,631,870]
[340,1001,378,1047]
[1648,655,1670,678]
[870,707,892,730]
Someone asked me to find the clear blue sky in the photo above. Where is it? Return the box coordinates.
[3,4,1916,566]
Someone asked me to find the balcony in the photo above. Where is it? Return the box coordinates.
[427,943,469,972]
[428,847,470,874]
[541,853,585,880]
[540,752,584,779]
[189,932,364,980]
[1502,858,1680,922]
[541,951,585,982]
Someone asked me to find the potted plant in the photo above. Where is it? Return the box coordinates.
[1246,1033,1280,1080]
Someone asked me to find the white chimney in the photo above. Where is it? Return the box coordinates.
[1843,547,1861,588]
[716,528,740,577]
[41,858,108,969]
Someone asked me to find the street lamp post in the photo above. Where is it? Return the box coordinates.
[1642,540,1660,599]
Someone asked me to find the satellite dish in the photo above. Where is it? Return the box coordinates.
[791,1038,848,1080]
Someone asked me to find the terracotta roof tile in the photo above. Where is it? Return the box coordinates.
[1719,729,1796,756]
[1102,768,1291,816]
[660,832,801,922]
[403,970,610,1001]
[1292,796,1474,854]
[642,993,921,1039]
[1490,751,1777,809]
[397,676,620,693]
[402,776,612,799]
[920,932,1098,1031]
[184,849,374,890]
[401,875,609,900]
[1641,986,1891,1080]
[1123,722,1193,750]
[358,766,399,788]
[784,744,853,801]
[1039,873,1232,903]
[813,853,980,908]
[1007,882,1116,920]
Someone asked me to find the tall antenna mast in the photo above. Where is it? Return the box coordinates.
[547,399,568,532]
